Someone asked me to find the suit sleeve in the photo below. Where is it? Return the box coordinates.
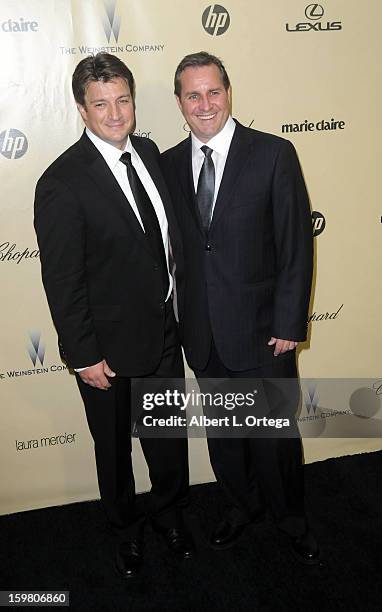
[34,175,103,368]
[271,140,313,341]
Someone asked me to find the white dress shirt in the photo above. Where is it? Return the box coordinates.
[191,115,236,220]
[76,129,172,371]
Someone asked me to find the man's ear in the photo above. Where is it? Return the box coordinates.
[175,95,182,111]
[77,103,87,122]
[227,85,232,110]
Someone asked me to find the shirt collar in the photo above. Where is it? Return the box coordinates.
[85,127,132,171]
[191,115,236,157]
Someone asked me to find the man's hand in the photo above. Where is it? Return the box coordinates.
[79,359,116,390]
[268,337,297,357]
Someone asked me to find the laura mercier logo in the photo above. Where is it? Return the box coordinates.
[286,4,342,32]
[202,5,230,36]
[102,0,121,43]
[0,129,28,159]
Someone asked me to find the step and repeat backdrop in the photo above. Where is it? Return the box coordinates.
[1,0,381,515]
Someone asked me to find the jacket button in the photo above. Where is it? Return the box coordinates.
[205,244,211,251]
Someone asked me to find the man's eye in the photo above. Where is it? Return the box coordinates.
[189,94,198,100]
[95,103,105,108]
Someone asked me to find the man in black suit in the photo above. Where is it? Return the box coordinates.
[34,53,193,578]
[161,52,320,563]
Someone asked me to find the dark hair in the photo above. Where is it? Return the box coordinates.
[174,51,230,97]
[72,53,135,106]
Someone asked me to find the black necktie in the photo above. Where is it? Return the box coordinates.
[196,145,215,234]
[120,152,169,296]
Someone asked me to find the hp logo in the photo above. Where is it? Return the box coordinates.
[202,4,230,36]
[312,211,326,236]
[0,129,28,159]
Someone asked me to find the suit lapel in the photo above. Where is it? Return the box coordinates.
[209,122,253,231]
[175,137,205,237]
[78,132,153,257]
[131,135,183,255]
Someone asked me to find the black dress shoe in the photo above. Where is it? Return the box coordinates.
[155,526,195,559]
[209,520,247,550]
[291,530,321,565]
[115,540,142,579]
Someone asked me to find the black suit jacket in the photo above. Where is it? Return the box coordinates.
[161,120,313,371]
[34,131,182,376]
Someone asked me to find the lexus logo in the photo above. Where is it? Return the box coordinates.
[305,4,324,20]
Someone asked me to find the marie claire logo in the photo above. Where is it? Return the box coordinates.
[0,129,28,159]
[60,0,164,56]
[282,118,345,134]
[202,4,230,36]
[286,4,342,32]
[312,211,325,236]
[1,17,38,33]
[28,332,45,367]
[0,242,39,264]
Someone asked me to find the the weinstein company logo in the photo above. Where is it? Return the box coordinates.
[286,4,342,32]
[0,333,67,381]
[202,5,230,36]
[60,0,164,55]
[28,332,45,367]
[0,129,28,159]
[305,385,319,415]
[102,0,121,43]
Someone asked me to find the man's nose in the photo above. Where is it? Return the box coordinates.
[198,95,212,111]
[109,102,121,120]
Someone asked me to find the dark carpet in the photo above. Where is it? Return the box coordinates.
[1,451,381,611]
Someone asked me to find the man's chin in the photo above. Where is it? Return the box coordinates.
[104,133,129,149]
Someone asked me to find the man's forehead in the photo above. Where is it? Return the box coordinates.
[180,65,225,90]
[85,77,131,98]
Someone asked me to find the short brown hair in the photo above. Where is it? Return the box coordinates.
[72,53,135,106]
[174,51,230,97]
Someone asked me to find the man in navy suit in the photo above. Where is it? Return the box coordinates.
[35,53,194,578]
[161,51,320,563]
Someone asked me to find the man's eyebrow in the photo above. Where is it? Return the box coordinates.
[88,94,131,103]
[184,87,222,96]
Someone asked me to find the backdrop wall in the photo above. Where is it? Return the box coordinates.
[1,0,381,515]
